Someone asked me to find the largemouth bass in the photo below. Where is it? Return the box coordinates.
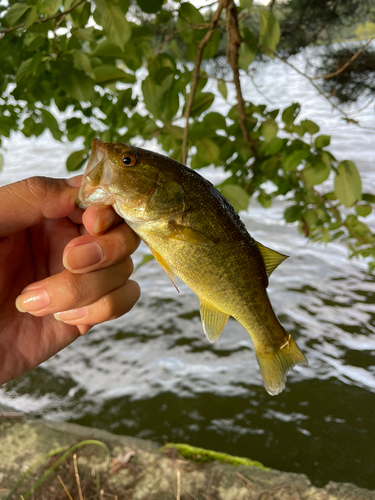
[78,138,307,395]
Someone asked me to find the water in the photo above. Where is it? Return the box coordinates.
[1,52,375,490]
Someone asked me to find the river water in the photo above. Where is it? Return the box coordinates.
[1,51,375,490]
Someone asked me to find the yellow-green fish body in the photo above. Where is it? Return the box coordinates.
[78,139,307,395]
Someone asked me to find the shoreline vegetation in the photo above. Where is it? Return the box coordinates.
[1,404,374,500]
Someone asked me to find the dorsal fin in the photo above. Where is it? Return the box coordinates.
[199,299,229,343]
[256,241,288,277]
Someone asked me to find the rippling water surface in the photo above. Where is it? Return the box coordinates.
[1,52,375,489]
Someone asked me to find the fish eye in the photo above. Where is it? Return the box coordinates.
[121,153,137,167]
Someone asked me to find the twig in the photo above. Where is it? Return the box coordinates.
[182,0,225,164]
[242,37,373,128]
[156,23,210,53]
[198,1,219,10]
[73,454,84,500]
[176,468,181,500]
[0,0,86,34]
[225,0,258,159]
[58,475,74,500]
[311,36,375,80]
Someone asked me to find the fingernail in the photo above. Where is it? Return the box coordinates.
[65,175,83,188]
[16,289,50,313]
[63,242,103,270]
[54,307,87,322]
[94,209,116,234]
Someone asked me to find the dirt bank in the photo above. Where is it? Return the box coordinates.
[0,404,373,500]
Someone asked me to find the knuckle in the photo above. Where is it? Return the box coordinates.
[124,257,134,276]
[24,176,49,199]
[100,294,118,320]
[60,272,87,304]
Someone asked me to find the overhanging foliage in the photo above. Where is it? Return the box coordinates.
[0,0,374,270]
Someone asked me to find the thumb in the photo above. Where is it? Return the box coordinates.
[0,176,82,238]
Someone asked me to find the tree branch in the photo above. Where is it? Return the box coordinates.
[242,38,375,131]
[182,0,225,165]
[0,0,87,35]
[224,0,258,159]
[311,36,375,80]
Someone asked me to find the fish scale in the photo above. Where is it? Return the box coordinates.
[78,138,307,395]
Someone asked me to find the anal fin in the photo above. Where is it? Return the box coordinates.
[199,299,229,343]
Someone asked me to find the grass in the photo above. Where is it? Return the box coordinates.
[3,441,268,500]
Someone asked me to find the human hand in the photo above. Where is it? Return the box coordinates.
[0,176,140,385]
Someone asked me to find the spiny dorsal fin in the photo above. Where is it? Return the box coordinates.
[199,299,229,343]
[256,241,288,277]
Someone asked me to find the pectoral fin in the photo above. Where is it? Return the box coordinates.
[168,223,214,246]
[199,299,229,343]
[256,241,288,277]
[149,247,180,293]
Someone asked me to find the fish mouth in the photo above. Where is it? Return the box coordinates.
[77,138,117,209]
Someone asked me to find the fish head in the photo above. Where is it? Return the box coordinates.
[78,138,162,220]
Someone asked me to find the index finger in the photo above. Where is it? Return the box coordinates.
[63,220,140,274]
[0,176,82,238]
[82,204,124,235]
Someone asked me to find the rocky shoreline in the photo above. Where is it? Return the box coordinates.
[0,403,374,500]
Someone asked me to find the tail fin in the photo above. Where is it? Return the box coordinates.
[255,336,307,396]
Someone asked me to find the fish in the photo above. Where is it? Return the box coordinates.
[78,138,307,395]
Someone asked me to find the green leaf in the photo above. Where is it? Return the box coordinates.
[220,184,250,212]
[362,193,375,203]
[302,159,330,185]
[217,81,227,100]
[66,149,89,172]
[345,215,372,238]
[260,118,278,142]
[142,77,179,121]
[134,253,155,272]
[301,119,320,135]
[37,0,61,16]
[240,0,253,8]
[189,92,215,117]
[202,29,221,60]
[355,205,372,217]
[315,135,330,148]
[334,160,362,208]
[23,6,39,29]
[61,71,95,101]
[137,0,163,13]
[178,2,204,24]
[282,149,309,172]
[93,65,135,84]
[238,41,257,70]
[258,11,280,58]
[202,112,226,130]
[72,50,93,76]
[94,0,131,50]
[69,0,91,26]
[258,136,284,156]
[304,209,319,228]
[284,205,303,223]
[40,109,62,141]
[0,153,3,172]
[257,191,272,208]
[196,138,220,164]
[281,103,300,126]
[6,3,31,26]
[15,58,33,86]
